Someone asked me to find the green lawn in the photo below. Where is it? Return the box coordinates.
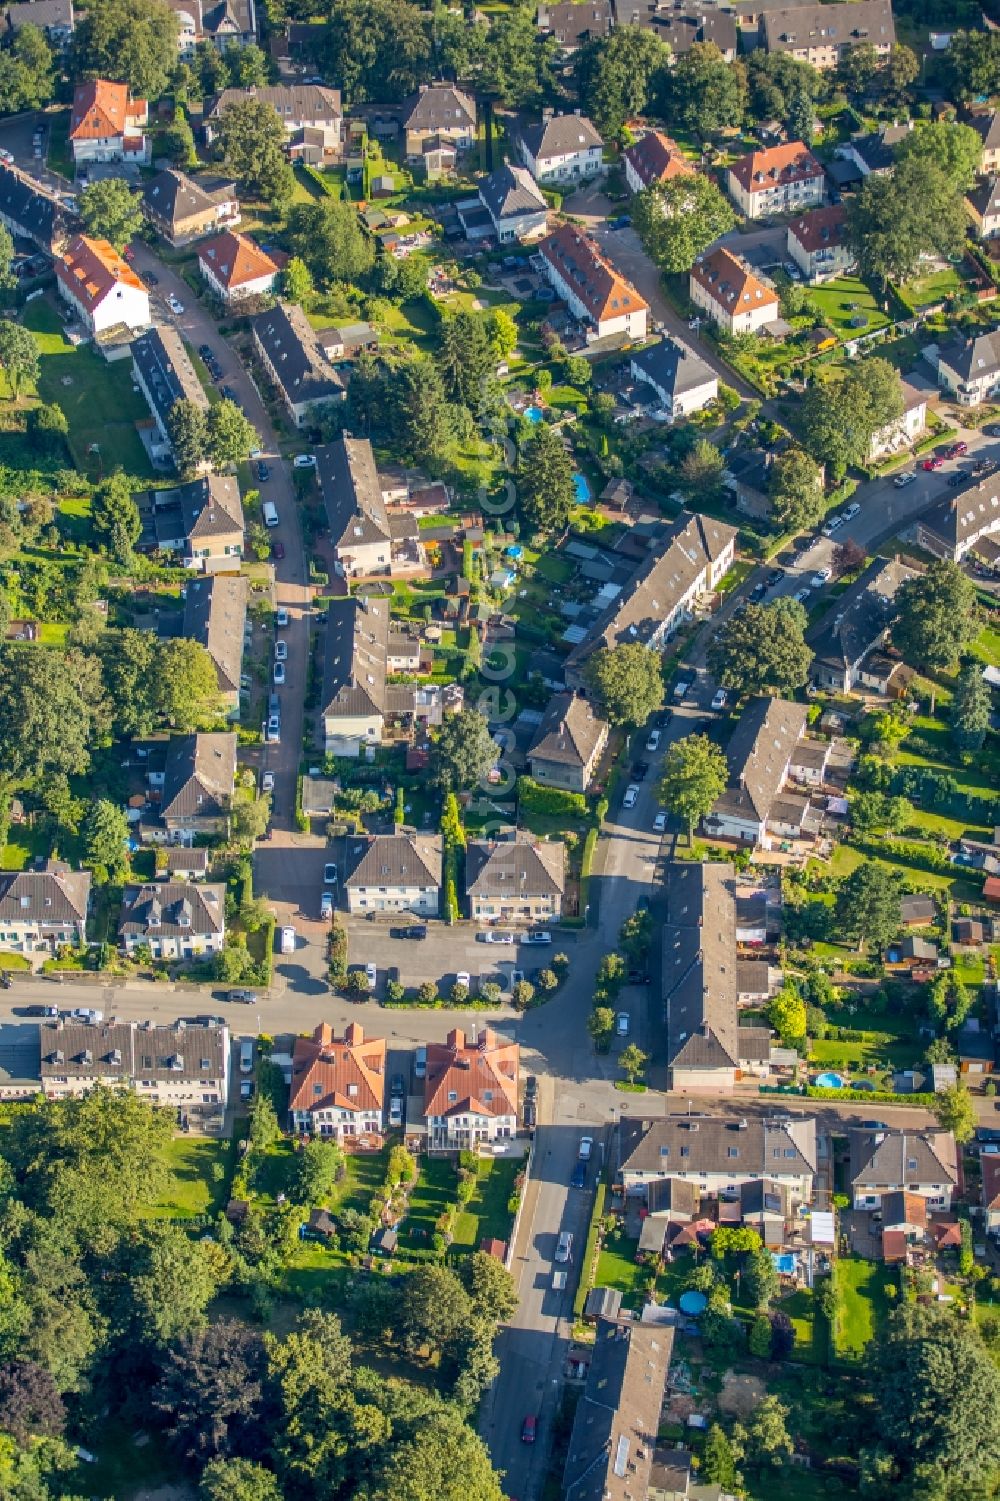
[24,299,155,478]
[836,1256,896,1358]
[398,1156,458,1254]
[143,1136,231,1219]
[781,1286,825,1365]
[594,1234,647,1310]
[899,265,965,311]
[805,276,891,340]
[452,1151,523,1253]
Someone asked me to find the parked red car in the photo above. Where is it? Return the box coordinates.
[945,441,968,458]
[921,455,944,471]
[271,540,286,559]
[521,1415,537,1444]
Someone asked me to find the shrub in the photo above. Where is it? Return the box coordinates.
[516,775,587,819]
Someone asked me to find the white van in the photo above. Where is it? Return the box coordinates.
[239,1039,254,1074]
[262,500,279,528]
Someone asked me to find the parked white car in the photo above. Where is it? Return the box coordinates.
[168,294,184,315]
[293,454,317,469]
[280,926,296,954]
[653,810,667,832]
[623,784,639,809]
[275,640,287,662]
[70,1007,103,1023]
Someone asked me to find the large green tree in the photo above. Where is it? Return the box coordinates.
[575,25,671,138]
[943,28,1000,101]
[217,98,295,204]
[633,169,735,274]
[0,320,39,400]
[518,423,576,534]
[432,708,498,791]
[583,642,663,727]
[746,51,819,122]
[666,42,746,135]
[91,472,141,561]
[0,645,110,780]
[0,24,54,113]
[892,560,982,672]
[834,862,902,952]
[71,0,178,98]
[311,0,435,104]
[895,119,982,192]
[708,597,812,697]
[768,447,825,530]
[390,359,456,472]
[872,1303,1000,1493]
[438,311,495,415]
[847,157,966,288]
[199,1459,283,1501]
[286,198,374,287]
[154,638,223,729]
[359,1409,505,1501]
[655,734,727,836]
[949,663,991,753]
[206,399,259,468]
[155,1322,271,1466]
[79,178,144,251]
[801,357,903,475]
[932,1080,977,1144]
[81,798,129,883]
[167,398,209,475]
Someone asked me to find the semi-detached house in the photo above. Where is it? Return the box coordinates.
[204,85,343,159]
[142,473,245,571]
[251,300,345,428]
[56,235,150,336]
[630,335,718,420]
[288,1022,387,1139]
[849,1126,958,1211]
[966,176,1000,241]
[0,860,90,956]
[141,168,240,247]
[131,324,210,465]
[689,247,779,334]
[458,163,548,243]
[517,111,604,185]
[935,329,1000,407]
[807,554,919,694]
[726,141,824,220]
[321,593,435,755]
[343,831,442,916]
[465,833,566,924]
[422,1026,518,1150]
[537,0,611,50]
[149,731,237,843]
[704,695,822,848]
[198,230,279,304]
[401,84,476,161]
[757,0,894,70]
[527,691,609,793]
[118,881,226,960]
[618,1113,818,1202]
[317,435,392,577]
[786,204,855,283]
[69,78,148,163]
[0,162,70,252]
[622,130,694,194]
[916,476,1000,562]
[40,1018,229,1122]
[182,573,248,714]
[539,223,648,341]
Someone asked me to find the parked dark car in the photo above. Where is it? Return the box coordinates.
[525,1075,538,1099]
[271,539,285,559]
[631,760,649,779]
[20,1004,58,1017]
[401,924,427,939]
[228,989,257,1004]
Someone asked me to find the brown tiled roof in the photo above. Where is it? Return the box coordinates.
[690,246,779,315]
[42,1019,227,1084]
[206,83,341,123]
[563,1319,674,1501]
[712,696,808,825]
[982,1154,1000,1211]
[465,834,565,898]
[662,862,739,1071]
[623,130,695,188]
[761,0,894,55]
[882,1229,908,1262]
[118,881,225,939]
[198,229,277,288]
[619,1113,818,1180]
[788,203,847,255]
[423,1026,518,1120]
[288,1021,386,1115]
[343,832,442,889]
[540,223,648,325]
[160,732,237,821]
[182,573,247,694]
[528,692,608,770]
[729,141,823,196]
[849,1127,958,1189]
[56,234,144,311]
[69,78,142,140]
[881,1190,928,1228]
[0,859,90,925]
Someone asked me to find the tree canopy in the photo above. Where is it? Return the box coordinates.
[847,157,966,287]
[768,448,825,530]
[949,663,991,753]
[633,168,735,274]
[71,0,178,98]
[518,423,576,534]
[79,178,144,251]
[708,597,812,697]
[217,98,295,203]
[432,708,498,791]
[655,733,727,835]
[895,119,983,192]
[834,862,902,952]
[575,26,671,138]
[892,560,982,672]
[801,357,903,476]
[583,642,663,727]
[286,198,375,287]
[666,42,746,135]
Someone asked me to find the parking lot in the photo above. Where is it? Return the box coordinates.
[341,916,574,999]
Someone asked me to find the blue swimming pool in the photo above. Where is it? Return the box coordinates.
[772,1252,796,1275]
[573,472,591,503]
[524,405,543,424]
[814,1071,847,1088]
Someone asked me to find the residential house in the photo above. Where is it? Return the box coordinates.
[839,122,911,178]
[916,476,1000,562]
[981,1150,1000,1235]
[56,235,150,336]
[288,1021,387,1138]
[901,894,938,928]
[956,1020,994,1078]
[69,78,148,164]
[630,336,718,419]
[204,85,343,160]
[704,695,815,848]
[159,848,211,881]
[140,168,240,247]
[622,130,695,194]
[401,84,476,162]
[2,0,73,45]
[342,832,442,916]
[0,860,90,956]
[619,1112,818,1201]
[786,203,855,282]
[250,300,345,428]
[317,435,393,576]
[727,141,824,221]
[935,329,1000,406]
[141,473,244,570]
[616,0,738,57]
[422,1026,518,1150]
[540,223,648,341]
[517,111,604,185]
[315,321,379,359]
[756,0,894,68]
[868,382,927,461]
[460,163,548,243]
[966,176,1000,240]
[131,325,210,465]
[689,247,779,334]
[321,593,419,755]
[849,1125,958,1211]
[40,1018,228,1119]
[119,881,226,959]
[155,732,237,842]
[807,554,920,693]
[197,230,278,303]
[527,691,609,793]
[661,862,774,1092]
[0,162,70,252]
[563,1319,675,1501]
[465,833,565,923]
[565,511,737,685]
[164,0,256,54]
[182,573,248,714]
[972,110,1000,174]
[536,0,611,51]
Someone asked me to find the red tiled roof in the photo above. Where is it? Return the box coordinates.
[729,140,823,196]
[984,875,1000,901]
[982,1154,1000,1211]
[198,230,279,289]
[70,79,144,140]
[690,246,778,315]
[882,1229,908,1262]
[423,1026,518,1120]
[930,1219,962,1248]
[788,203,848,255]
[55,234,144,311]
[540,223,648,326]
[623,131,695,189]
[288,1021,386,1115]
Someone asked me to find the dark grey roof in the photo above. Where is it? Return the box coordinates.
[140,169,236,230]
[711,696,808,825]
[3,0,73,32]
[662,862,739,1071]
[322,593,391,719]
[901,895,937,924]
[762,0,894,53]
[202,0,255,38]
[403,84,476,133]
[613,0,736,52]
[0,162,67,249]
[528,691,608,770]
[563,1319,674,1501]
[972,110,1000,152]
[849,1126,958,1189]
[478,163,546,224]
[645,1176,700,1217]
[919,476,1000,551]
[520,112,603,163]
[316,436,390,552]
[968,176,1000,221]
[620,1113,818,1180]
[206,83,341,123]
[182,573,247,693]
[41,1018,227,1082]
[160,732,236,821]
[155,473,243,543]
[584,1286,622,1320]
[0,1022,41,1091]
[807,555,919,678]
[40,1018,133,1080]
[251,300,345,410]
[847,123,910,173]
[343,833,442,889]
[538,0,611,45]
[161,848,210,874]
[736,959,772,997]
[132,325,209,430]
[119,881,225,939]
[631,336,716,401]
[466,834,566,898]
[0,859,90,925]
[937,328,1000,384]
